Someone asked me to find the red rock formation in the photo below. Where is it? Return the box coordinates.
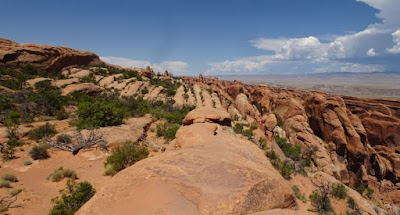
[0,38,101,72]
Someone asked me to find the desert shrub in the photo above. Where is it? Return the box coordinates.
[56,134,72,145]
[0,67,32,90]
[331,183,347,199]
[279,160,294,180]
[79,74,98,84]
[0,95,14,112]
[28,123,57,140]
[29,88,67,116]
[55,108,69,120]
[24,159,32,166]
[29,145,50,160]
[104,143,149,176]
[1,139,23,161]
[141,87,149,94]
[347,197,356,209]
[150,78,181,96]
[34,80,57,91]
[48,167,77,182]
[49,180,96,215]
[233,123,254,139]
[125,96,149,117]
[355,184,366,195]
[310,187,334,214]
[156,123,180,140]
[5,111,20,125]
[292,185,307,203]
[365,188,374,199]
[275,136,301,161]
[148,100,194,124]
[266,150,278,161]
[259,137,267,149]
[10,188,22,196]
[76,99,127,130]
[0,180,11,188]
[2,174,18,182]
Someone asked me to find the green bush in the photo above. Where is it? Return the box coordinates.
[28,123,57,140]
[347,197,356,209]
[48,167,77,182]
[275,136,301,161]
[10,188,22,196]
[141,87,149,94]
[365,188,374,199]
[34,80,57,91]
[0,180,11,188]
[233,123,254,139]
[156,123,180,140]
[259,137,267,149]
[24,159,33,166]
[292,185,307,203]
[331,183,347,199]
[279,160,294,180]
[49,180,96,215]
[355,184,366,195]
[2,174,18,182]
[56,134,72,144]
[310,188,333,214]
[77,99,127,129]
[29,145,50,160]
[150,78,181,96]
[55,108,69,120]
[29,88,67,116]
[104,144,149,176]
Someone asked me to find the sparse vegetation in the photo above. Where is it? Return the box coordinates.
[49,179,96,215]
[259,137,267,149]
[292,185,307,203]
[103,143,149,176]
[274,136,301,161]
[331,183,347,199]
[23,159,32,166]
[309,183,334,214]
[233,123,254,139]
[47,167,77,182]
[2,174,18,183]
[29,145,50,160]
[150,77,181,96]
[156,122,180,140]
[0,180,11,188]
[28,123,57,140]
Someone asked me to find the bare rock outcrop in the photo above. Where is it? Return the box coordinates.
[0,38,101,72]
[61,83,103,96]
[182,107,231,126]
[78,120,295,215]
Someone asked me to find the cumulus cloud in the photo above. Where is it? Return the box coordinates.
[206,0,400,75]
[387,30,400,53]
[367,48,376,56]
[100,56,189,75]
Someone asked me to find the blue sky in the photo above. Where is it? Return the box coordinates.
[1,0,399,75]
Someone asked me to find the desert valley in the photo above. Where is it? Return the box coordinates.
[0,38,399,215]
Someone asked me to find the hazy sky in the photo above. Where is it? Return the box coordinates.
[1,0,399,75]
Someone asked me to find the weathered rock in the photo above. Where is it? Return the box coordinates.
[78,122,295,215]
[26,77,52,88]
[61,83,103,96]
[0,85,16,94]
[0,38,101,72]
[53,78,79,88]
[182,107,231,126]
[262,113,277,132]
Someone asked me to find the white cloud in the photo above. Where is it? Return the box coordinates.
[100,56,189,76]
[387,30,400,53]
[206,0,400,75]
[250,38,288,51]
[367,48,376,56]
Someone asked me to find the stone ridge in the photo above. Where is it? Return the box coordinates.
[0,38,102,72]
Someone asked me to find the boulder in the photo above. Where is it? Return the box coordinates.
[182,107,231,126]
[61,83,103,96]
